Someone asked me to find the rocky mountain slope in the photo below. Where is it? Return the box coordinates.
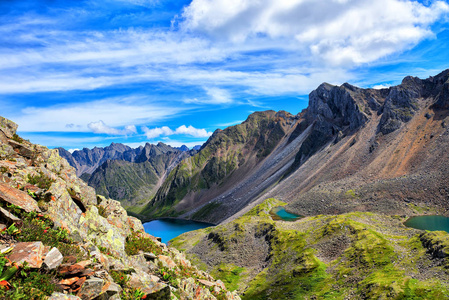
[0,116,240,300]
[60,143,197,211]
[172,198,449,299]
[246,69,449,221]
[144,69,449,224]
[141,111,302,222]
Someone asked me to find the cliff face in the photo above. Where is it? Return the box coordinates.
[0,116,240,300]
[250,69,449,221]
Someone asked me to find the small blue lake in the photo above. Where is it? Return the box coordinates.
[270,206,302,221]
[404,215,449,232]
[143,219,213,244]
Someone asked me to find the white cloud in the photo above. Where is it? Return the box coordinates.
[88,120,137,135]
[175,125,212,137]
[204,87,233,104]
[181,0,449,66]
[68,148,80,153]
[0,0,447,102]
[10,96,181,132]
[142,125,213,138]
[371,84,392,90]
[142,126,174,138]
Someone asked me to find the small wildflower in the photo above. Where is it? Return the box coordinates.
[43,230,47,233]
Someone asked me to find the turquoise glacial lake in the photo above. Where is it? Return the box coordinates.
[143,219,213,244]
[404,215,449,232]
[270,206,302,221]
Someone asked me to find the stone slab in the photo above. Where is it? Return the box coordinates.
[7,241,45,268]
[0,182,41,213]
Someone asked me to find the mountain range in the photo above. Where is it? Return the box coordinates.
[58,142,198,209]
[142,69,449,223]
[59,69,449,225]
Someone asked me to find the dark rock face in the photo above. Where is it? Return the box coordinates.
[378,77,422,134]
[307,82,368,131]
[430,70,449,110]
[58,143,142,177]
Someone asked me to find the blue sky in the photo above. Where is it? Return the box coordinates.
[1,0,448,151]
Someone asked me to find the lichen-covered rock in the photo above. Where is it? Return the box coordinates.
[0,206,21,223]
[79,205,127,257]
[141,282,170,299]
[0,182,41,213]
[45,179,83,234]
[0,143,15,159]
[127,215,145,232]
[179,277,216,300]
[48,292,82,300]
[8,140,34,159]
[0,116,18,139]
[158,254,177,269]
[77,277,104,300]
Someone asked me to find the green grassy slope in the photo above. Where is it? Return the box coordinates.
[171,199,449,299]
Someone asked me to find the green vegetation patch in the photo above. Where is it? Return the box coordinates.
[26,171,55,190]
[174,209,449,299]
[359,267,449,299]
[211,263,246,291]
[110,270,145,300]
[0,204,85,299]
[125,231,163,256]
[244,198,286,218]
[4,204,83,260]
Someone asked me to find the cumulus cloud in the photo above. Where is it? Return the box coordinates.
[142,126,174,138]
[88,120,137,135]
[142,125,213,139]
[175,125,212,137]
[181,0,449,66]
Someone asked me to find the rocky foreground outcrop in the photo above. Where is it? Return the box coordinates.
[0,116,240,300]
